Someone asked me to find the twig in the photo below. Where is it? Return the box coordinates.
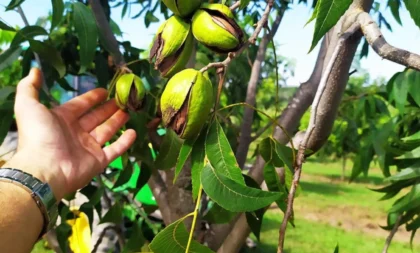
[358,12,420,71]
[230,1,241,11]
[250,114,282,141]
[91,225,120,253]
[97,176,126,249]
[382,214,402,253]
[276,23,361,253]
[268,24,280,136]
[16,6,59,106]
[199,0,274,73]
[89,0,125,67]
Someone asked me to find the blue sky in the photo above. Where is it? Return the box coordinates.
[1,0,419,86]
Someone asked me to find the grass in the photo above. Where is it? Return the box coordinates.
[243,160,419,253]
[32,160,418,253]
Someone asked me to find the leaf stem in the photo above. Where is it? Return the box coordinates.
[268,26,280,136]
[185,185,203,253]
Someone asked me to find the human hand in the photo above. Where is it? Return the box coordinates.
[3,68,136,200]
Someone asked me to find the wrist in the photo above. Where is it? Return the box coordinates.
[1,150,66,200]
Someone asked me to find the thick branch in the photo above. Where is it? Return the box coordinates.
[236,8,285,168]
[16,6,58,106]
[89,0,124,67]
[382,214,402,253]
[358,12,420,71]
[277,23,361,253]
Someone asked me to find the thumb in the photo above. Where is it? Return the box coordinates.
[15,68,43,110]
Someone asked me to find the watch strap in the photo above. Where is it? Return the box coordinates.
[0,168,58,238]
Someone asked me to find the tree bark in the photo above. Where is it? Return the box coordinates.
[235,8,286,169]
[305,0,374,153]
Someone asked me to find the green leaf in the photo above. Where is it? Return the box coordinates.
[306,0,321,26]
[0,46,22,72]
[404,0,420,29]
[57,78,76,91]
[243,175,266,240]
[21,48,33,78]
[29,40,66,78]
[144,11,159,28]
[0,21,15,31]
[263,162,287,212]
[203,203,236,224]
[149,215,214,253]
[94,53,110,88]
[201,163,281,212]
[407,216,420,231]
[122,220,145,253]
[406,69,420,107]
[154,129,182,170]
[174,139,195,183]
[51,0,64,30]
[239,0,251,9]
[72,2,98,74]
[11,25,48,47]
[206,120,245,185]
[333,244,339,253]
[388,0,402,25]
[0,110,14,145]
[259,137,284,167]
[100,202,123,224]
[389,183,420,213]
[387,167,420,182]
[403,132,420,142]
[6,0,25,10]
[79,203,94,231]
[113,160,134,189]
[0,86,16,100]
[360,38,369,59]
[191,130,206,200]
[410,229,417,250]
[55,223,72,253]
[259,137,294,171]
[309,0,352,52]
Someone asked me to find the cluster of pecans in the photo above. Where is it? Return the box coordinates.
[116,0,244,140]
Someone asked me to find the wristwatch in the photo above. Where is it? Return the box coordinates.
[0,168,58,238]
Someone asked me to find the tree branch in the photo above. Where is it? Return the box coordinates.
[358,12,420,71]
[92,225,121,253]
[277,23,361,253]
[236,7,286,168]
[16,6,58,106]
[382,214,402,253]
[230,1,241,11]
[89,0,124,67]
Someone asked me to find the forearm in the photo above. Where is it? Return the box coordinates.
[0,182,43,253]
[0,150,64,253]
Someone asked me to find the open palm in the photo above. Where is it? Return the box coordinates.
[11,69,136,199]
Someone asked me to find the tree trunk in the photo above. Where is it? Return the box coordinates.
[235,8,286,169]
[341,155,346,181]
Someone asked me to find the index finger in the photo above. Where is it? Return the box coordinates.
[58,88,109,118]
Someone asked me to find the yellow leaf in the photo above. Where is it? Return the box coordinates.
[67,208,91,253]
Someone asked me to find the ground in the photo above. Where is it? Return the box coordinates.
[243,160,420,253]
[32,160,420,253]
